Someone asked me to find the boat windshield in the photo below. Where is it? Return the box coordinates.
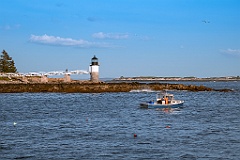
[157,93,174,101]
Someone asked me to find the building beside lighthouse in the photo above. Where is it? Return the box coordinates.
[89,55,99,82]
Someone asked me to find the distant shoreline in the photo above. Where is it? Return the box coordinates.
[111,76,240,82]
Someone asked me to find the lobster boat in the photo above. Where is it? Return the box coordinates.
[140,91,184,109]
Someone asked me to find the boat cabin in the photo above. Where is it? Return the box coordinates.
[156,93,174,105]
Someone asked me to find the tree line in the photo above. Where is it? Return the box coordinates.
[0,50,17,73]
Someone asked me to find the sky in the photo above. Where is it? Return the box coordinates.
[1,0,240,78]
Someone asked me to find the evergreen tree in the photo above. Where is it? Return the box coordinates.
[0,50,17,73]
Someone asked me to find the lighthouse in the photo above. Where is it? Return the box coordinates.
[89,55,99,82]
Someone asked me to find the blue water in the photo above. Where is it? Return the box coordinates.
[1,82,240,159]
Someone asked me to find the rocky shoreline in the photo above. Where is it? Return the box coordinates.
[0,82,231,93]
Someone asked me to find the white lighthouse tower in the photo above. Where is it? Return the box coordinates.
[89,55,99,82]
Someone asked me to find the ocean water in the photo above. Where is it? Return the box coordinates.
[0,82,240,160]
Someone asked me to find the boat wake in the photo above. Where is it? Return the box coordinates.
[130,89,157,93]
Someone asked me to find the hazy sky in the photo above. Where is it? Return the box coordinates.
[1,0,240,78]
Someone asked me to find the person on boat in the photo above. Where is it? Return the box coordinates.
[165,97,168,104]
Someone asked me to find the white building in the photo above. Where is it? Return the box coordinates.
[89,55,99,82]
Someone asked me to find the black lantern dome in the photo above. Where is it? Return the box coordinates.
[91,55,99,65]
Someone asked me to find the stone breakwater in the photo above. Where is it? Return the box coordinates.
[0,82,231,93]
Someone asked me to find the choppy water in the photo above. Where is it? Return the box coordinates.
[1,82,240,160]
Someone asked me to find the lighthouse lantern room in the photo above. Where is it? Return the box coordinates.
[89,55,99,82]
